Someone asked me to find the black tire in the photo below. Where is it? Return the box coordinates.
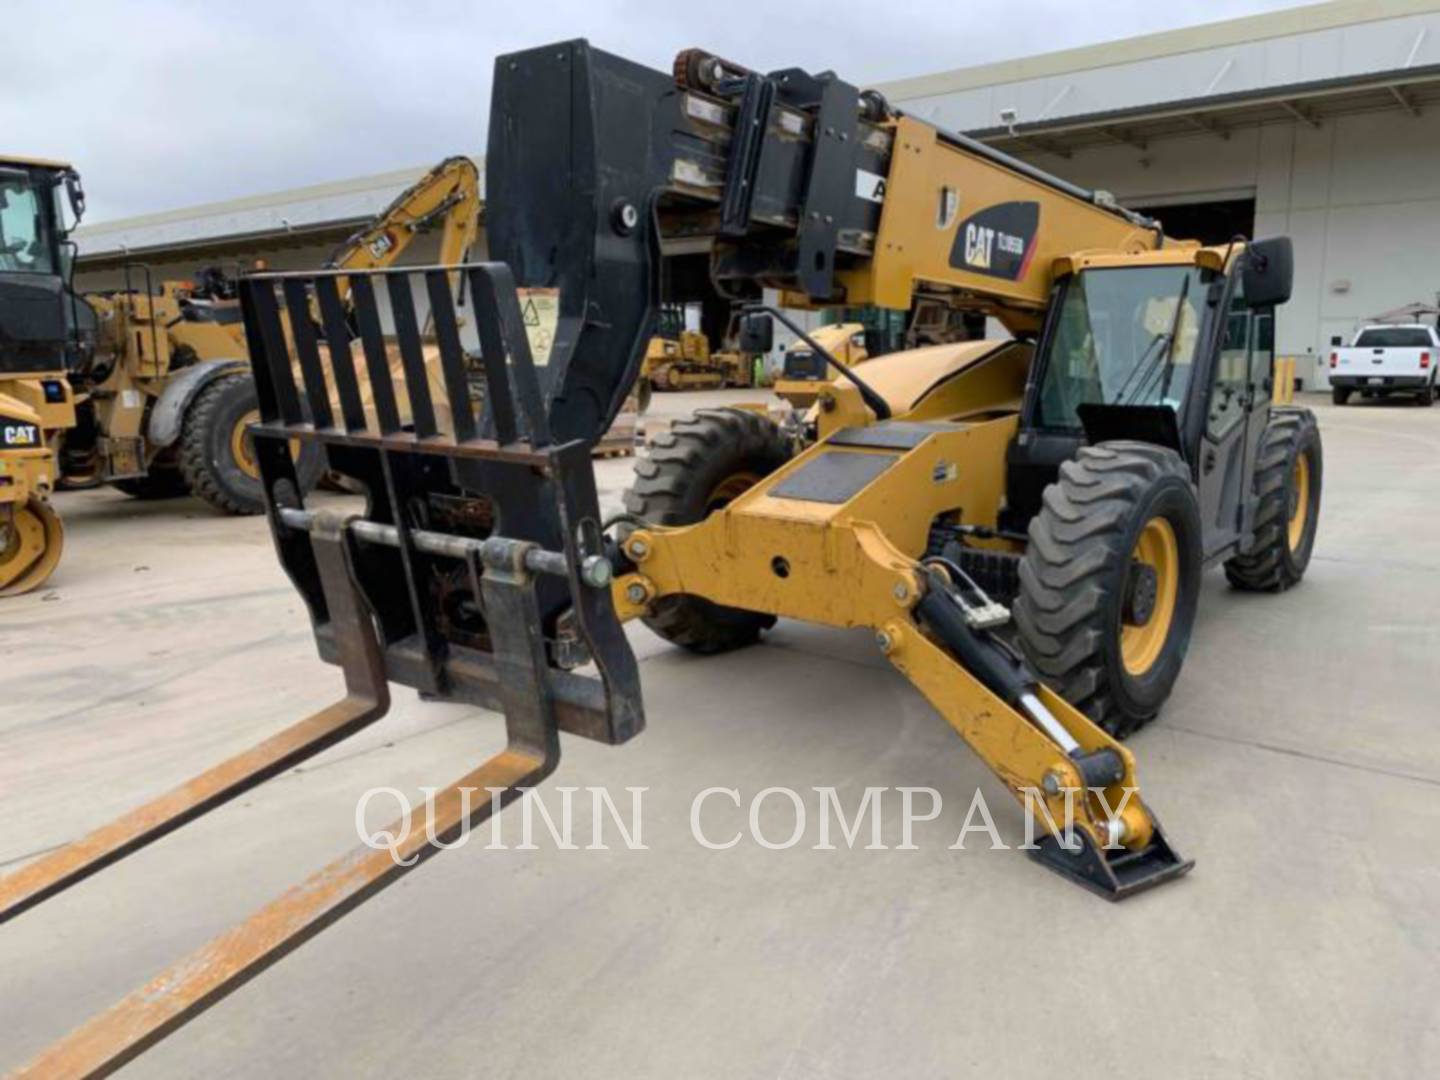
[1417,380,1435,407]
[111,468,189,500]
[1014,441,1203,738]
[1332,386,1351,406]
[178,372,323,515]
[622,408,792,653]
[1225,409,1322,592]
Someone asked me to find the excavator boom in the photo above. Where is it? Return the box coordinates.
[327,154,480,274]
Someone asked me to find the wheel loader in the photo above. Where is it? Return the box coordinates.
[0,156,82,597]
[63,266,328,514]
[1,41,1323,1074]
[60,154,484,519]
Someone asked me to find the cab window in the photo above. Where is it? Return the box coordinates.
[0,172,56,274]
[1208,280,1251,438]
[1035,264,1207,431]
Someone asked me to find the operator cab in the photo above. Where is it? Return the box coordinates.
[1005,238,1292,560]
[0,158,83,375]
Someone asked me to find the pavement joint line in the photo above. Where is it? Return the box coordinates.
[7,630,302,733]
[0,583,296,630]
[1311,553,1440,573]
[0,840,66,870]
[1167,723,1440,788]
[0,710,484,870]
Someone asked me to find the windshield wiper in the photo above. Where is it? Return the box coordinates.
[1114,273,1192,406]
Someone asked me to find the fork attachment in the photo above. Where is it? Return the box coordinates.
[0,260,646,1076]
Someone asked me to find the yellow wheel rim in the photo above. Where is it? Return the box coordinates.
[1120,516,1180,677]
[230,409,299,481]
[0,497,64,597]
[1287,453,1311,553]
[706,471,759,514]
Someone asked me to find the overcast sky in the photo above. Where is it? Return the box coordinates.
[7,0,1312,222]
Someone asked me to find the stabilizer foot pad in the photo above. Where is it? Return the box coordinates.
[1028,818,1194,901]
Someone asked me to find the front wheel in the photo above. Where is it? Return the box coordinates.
[179,372,323,515]
[1225,409,1322,592]
[0,496,64,597]
[1014,442,1204,738]
[622,408,792,653]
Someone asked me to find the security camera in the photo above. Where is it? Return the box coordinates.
[999,107,1018,135]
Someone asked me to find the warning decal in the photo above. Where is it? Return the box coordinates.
[517,287,560,367]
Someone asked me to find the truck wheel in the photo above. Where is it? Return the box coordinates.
[622,408,791,653]
[1014,442,1203,738]
[112,468,189,500]
[1331,387,1351,406]
[1417,380,1435,407]
[1225,409,1322,592]
[179,372,322,515]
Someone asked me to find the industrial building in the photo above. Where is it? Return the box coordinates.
[75,0,1440,387]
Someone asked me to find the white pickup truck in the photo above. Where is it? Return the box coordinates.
[1330,323,1439,406]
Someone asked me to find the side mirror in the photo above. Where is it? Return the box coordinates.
[64,172,86,228]
[737,312,774,353]
[1242,237,1293,308]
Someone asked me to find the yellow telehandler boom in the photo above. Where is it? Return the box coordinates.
[1,40,1319,1075]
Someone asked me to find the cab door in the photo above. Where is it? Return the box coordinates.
[1197,279,1263,558]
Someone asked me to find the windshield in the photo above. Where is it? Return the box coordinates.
[1354,327,1432,347]
[0,170,57,274]
[1035,265,1210,430]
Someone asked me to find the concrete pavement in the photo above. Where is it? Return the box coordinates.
[1,391,1436,1077]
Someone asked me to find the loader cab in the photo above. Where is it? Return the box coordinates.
[0,159,80,375]
[1006,239,1291,558]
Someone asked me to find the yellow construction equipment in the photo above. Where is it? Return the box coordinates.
[0,156,83,596]
[642,322,757,392]
[773,320,869,409]
[2,41,1323,1072]
[0,155,481,596]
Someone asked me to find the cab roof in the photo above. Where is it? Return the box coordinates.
[1053,241,1237,277]
[0,155,74,172]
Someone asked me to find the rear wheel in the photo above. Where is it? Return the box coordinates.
[179,373,321,515]
[1225,409,1322,592]
[1332,387,1351,406]
[1417,379,1435,407]
[0,496,64,596]
[1014,442,1203,738]
[622,408,791,653]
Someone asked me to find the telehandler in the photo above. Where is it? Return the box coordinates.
[1,41,1322,1074]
